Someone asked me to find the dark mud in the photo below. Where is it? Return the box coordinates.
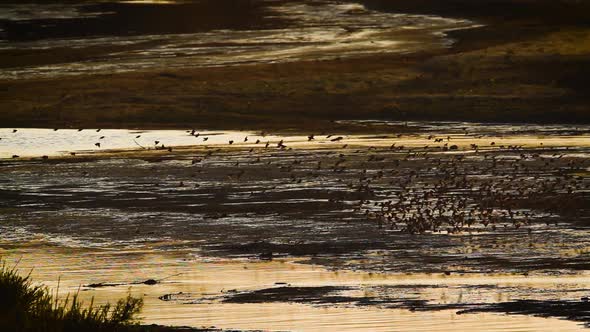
[197,285,590,326]
[459,300,590,327]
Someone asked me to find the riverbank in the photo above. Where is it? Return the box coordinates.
[1,0,589,130]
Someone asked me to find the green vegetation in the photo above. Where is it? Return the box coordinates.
[0,259,143,332]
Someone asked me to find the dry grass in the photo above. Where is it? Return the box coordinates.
[0,259,143,332]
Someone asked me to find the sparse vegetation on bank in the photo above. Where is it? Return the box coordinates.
[0,259,143,332]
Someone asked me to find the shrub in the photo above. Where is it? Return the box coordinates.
[0,259,143,332]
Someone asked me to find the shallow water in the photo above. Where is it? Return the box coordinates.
[1,121,589,330]
[0,0,474,80]
[0,248,586,332]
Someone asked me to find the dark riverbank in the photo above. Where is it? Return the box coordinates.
[1,0,590,130]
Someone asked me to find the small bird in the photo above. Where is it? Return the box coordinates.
[136,135,141,139]
[12,129,17,133]
[95,143,101,148]
[155,141,160,145]
[96,129,101,132]
[12,154,19,158]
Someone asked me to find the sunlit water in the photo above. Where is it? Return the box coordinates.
[0,0,475,80]
[1,122,590,159]
[0,249,587,332]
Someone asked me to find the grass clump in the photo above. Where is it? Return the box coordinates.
[0,259,143,332]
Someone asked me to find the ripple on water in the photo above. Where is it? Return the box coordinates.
[0,249,587,332]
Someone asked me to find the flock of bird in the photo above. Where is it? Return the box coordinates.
[3,127,589,235]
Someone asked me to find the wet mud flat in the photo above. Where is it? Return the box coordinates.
[3,1,590,130]
[0,0,471,80]
[1,123,590,330]
[216,286,590,327]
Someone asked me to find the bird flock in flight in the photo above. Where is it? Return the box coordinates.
[3,127,589,235]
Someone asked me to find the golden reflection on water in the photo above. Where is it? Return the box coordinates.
[1,127,589,159]
[0,247,585,332]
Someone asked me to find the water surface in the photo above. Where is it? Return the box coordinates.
[0,0,474,79]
